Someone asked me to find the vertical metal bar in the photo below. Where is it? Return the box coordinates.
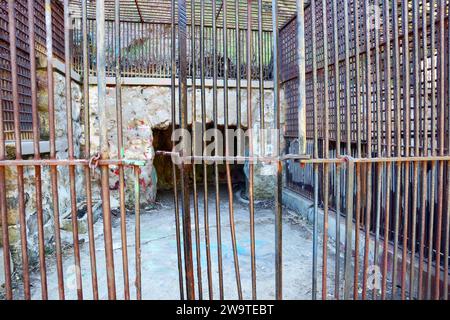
[352,0,361,300]
[434,0,446,300]
[310,0,318,300]
[223,0,243,300]
[381,0,393,300]
[445,0,450,299]
[343,0,353,300]
[0,27,12,302]
[409,0,420,300]
[134,166,142,300]
[27,0,47,300]
[191,0,203,301]
[97,0,116,299]
[200,0,213,300]
[171,0,185,300]
[321,0,330,300]
[244,0,257,300]
[344,158,355,300]
[362,0,372,300]
[45,0,65,300]
[372,0,384,301]
[297,0,307,155]
[63,0,83,300]
[114,0,130,300]
[400,0,411,301]
[272,0,283,300]
[82,0,99,300]
[212,0,224,299]
[391,0,402,299]
[7,0,30,300]
[257,0,265,154]
[178,0,195,300]
[426,0,437,300]
[331,0,341,299]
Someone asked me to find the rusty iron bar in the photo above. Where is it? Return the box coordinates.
[247,0,257,300]
[190,0,203,301]
[178,0,196,300]
[223,0,243,300]
[273,0,283,301]
[27,0,48,300]
[171,0,185,300]
[64,0,84,300]
[7,0,31,299]
[97,0,117,299]
[342,0,353,300]
[426,0,437,300]
[361,0,373,300]
[381,0,393,300]
[354,1,362,300]
[258,0,265,154]
[373,0,384,302]
[200,0,213,300]
[320,0,330,300]
[331,0,341,299]
[82,0,99,300]
[434,0,446,300]
[310,0,318,300]
[212,0,225,300]
[113,0,131,300]
[134,166,142,299]
[408,0,420,300]
[0,11,12,299]
[45,0,65,300]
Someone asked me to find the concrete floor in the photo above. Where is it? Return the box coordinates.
[23,186,337,300]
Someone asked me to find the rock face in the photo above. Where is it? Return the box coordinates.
[89,84,284,200]
[1,70,84,276]
[88,86,157,207]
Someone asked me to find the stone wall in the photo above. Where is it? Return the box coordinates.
[88,83,286,200]
[0,69,84,278]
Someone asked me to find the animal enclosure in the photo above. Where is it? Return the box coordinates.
[0,0,449,301]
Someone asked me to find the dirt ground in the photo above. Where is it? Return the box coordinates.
[15,186,339,300]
